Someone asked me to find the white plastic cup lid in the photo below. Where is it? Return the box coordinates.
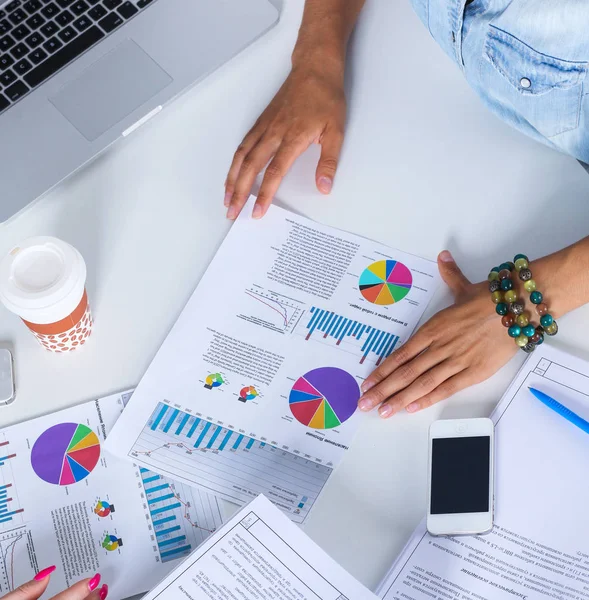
[0,237,87,325]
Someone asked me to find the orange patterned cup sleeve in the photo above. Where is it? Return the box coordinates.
[22,290,93,352]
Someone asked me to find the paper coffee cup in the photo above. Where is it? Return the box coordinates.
[0,237,93,353]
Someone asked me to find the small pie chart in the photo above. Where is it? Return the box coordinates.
[359,260,412,305]
[289,367,360,430]
[31,423,101,486]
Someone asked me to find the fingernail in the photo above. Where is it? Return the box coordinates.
[358,398,372,411]
[34,566,56,581]
[99,584,109,600]
[379,405,393,418]
[406,402,419,413]
[439,250,454,263]
[224,191,232,207]
[252,204,263,219]
[317,176,332,193]
[88,574,101,592]
[226,206,236,220]
[361,381,374,394]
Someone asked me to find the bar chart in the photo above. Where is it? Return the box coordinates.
[129,403,333,522]
[140,467,222,563]
[300,307,400,365]
[0,484,23,526]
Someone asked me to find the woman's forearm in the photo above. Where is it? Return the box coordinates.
[531,236,589,319]
[292,0,366,74]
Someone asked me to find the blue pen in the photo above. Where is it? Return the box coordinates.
[529,387,589,435]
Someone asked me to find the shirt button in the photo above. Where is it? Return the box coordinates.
[520,77,532,89]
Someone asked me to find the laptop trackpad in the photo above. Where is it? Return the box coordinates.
[50,39,172,142]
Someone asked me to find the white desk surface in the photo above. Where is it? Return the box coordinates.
[2,0,589,591]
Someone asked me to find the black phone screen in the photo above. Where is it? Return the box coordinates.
[430,436,490,515]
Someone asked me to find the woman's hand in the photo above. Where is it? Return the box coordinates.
[6,567,107,600]
[358,251,519,417]
[224,62,347,220]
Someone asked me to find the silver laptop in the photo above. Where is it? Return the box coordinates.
[0,0,278,223]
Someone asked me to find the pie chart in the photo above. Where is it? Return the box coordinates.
[359,260,412,305]
[239,386,258,402]
[289,367,360,430]
[31,423,101,486]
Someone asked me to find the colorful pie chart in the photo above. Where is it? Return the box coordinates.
[31,423,101,486]
[239,386,258,402]
[359,260,412,305]
[289,367,360,430]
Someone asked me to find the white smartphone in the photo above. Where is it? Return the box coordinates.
[427,417,494,536]
[0,348,15,406]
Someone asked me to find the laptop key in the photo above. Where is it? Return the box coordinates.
[25,13,44,28]
[117,0,139,19]
[73,14,89,30]
[40,20,57,36]
[42,35,61,52]
[87,0,100,5]
[0,20,11,34]
[57,24,74,41]
[88,5,105,19]
[23,0,42,13]
[8,8,26,24]
[24,25,103,87]
[0,35,15,50]
[24,31,42,47]
[0,53,14,69]
[97,11,121,32]
[14,57,31,74]
[40,3,58,18]
[11,23,29,40]
[55,9,73,25]
[0,93,8,111]
[56,0,73,6]
[28,47,47,63]
[10,42,27,58]
[5,1,21,13]
[117,1,136,18]
[0,11,5,19]
[137,0,152,7]
[102,0,121,9]
[70,0,88,14]
[0,68,16,84]
[4,79,28,101]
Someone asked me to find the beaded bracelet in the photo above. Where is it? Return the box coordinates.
[488,255,557,353]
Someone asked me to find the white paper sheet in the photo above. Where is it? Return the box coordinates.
[0,392,222,600]
[106,197,439,522]
[378,345,589,600]
[142,494,377,600]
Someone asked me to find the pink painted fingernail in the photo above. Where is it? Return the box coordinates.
[224,191,232,207]
[34,566,56,581]
[379,405,393,418]
[361,381,374,393]
[318,176,332,193]
[88,574,101,592]
[99,584,109,600]
[406,402,419,413]
[252,204,263,219]
[358,398,372,411]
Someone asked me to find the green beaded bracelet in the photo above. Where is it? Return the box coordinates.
[488,254,558,353]
[513,254,558,337]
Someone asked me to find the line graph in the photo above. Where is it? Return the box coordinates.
[0,527,34,594]
[238,287,304,334]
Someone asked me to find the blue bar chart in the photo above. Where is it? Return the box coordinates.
[140,467,222,563]
[301,307,400,365]
[0,484,23,525]
[129,403,333,523]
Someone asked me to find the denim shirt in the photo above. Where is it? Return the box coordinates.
[410,0,589,162]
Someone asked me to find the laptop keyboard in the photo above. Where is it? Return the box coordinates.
[0,0,157,113]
